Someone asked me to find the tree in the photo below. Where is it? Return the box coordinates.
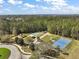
[29,42,35,51]
[12,27,18,35]
[15,37,24,45]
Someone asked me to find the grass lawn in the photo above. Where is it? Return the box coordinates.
[60,40,79,59]
[65,39,79,53]
[0,48,11,59]
[41,34,60,44]
[57,39,79,59]
[24,36,34,42]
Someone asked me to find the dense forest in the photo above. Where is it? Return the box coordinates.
[0,15,79,40]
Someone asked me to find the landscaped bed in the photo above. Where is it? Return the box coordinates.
[0,48,11,59]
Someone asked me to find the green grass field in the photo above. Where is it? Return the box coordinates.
[41,34,60,44]
[0,48,11,59]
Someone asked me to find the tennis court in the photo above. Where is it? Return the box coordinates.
[53,37,72,49]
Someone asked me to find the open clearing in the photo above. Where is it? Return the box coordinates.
[0,48,10,59]
[40,32,79,59]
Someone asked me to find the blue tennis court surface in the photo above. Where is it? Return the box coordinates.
[53,37,72,49]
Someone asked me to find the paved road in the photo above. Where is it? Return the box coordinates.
[0,44,31,59]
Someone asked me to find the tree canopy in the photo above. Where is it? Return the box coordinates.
[0,15,79,39]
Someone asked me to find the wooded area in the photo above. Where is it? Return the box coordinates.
[0,15,79,39]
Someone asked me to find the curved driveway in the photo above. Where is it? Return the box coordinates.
[0,44,21,59]
[0,44,31,59]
